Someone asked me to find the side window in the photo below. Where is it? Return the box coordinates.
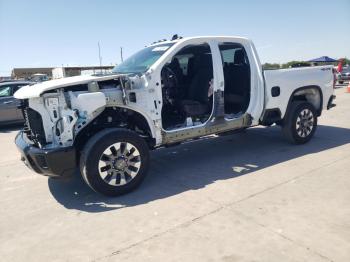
[172,54,194,76]
[219,43,250,66]
[0,86,12,97]
[164,43,213,91]
[221,49,235,64]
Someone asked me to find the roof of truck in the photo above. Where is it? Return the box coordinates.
[148,36,251,47]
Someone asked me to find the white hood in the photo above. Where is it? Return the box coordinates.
[14,74,120,99]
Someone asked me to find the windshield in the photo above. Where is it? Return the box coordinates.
[112,43,174,74]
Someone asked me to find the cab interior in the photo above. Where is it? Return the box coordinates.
[161,43,251,130]
[220,43,251,117]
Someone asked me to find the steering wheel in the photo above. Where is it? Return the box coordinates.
[161,66,179,105]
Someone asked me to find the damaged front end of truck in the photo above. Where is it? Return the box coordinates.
[14,73,156,177]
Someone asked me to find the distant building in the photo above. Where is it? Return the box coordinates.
[0,76,12,82]
[51,66,114,79]
[11,67,53,80]
[11,66,114,80]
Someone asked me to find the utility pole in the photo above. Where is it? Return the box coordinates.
[98,42,102,73]
[120,47,124,63]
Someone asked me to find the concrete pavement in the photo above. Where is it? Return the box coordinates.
[0,87,349,262]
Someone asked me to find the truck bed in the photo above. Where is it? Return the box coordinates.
[263,66,334,117]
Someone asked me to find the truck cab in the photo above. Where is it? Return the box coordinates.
[150,37,264,143]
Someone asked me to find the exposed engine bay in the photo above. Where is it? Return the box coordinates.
[20,74,152,149]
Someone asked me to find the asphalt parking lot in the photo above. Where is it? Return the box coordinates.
[1,86,350,262]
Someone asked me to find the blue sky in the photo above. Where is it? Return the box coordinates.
[0,0,349,75]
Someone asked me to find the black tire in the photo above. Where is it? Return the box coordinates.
[282,101,317,144]
[339,81,344,84]
[79,128,150,196]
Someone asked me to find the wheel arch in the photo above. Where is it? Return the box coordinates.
[285,85,323,118]
[74,106,157,153]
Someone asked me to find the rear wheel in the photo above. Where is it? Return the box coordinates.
[282,101,317,144]
[80,128,150,196]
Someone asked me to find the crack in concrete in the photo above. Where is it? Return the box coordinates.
[226,154,350,206]
[94,154,350,261]
[230,209,334,262]
[92,207,226,262]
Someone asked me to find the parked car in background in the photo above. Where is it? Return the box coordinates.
[0,81,32,125]
[29,73,49,82]
[337,66,350,84]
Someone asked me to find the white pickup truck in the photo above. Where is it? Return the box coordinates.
[14,36,336,196]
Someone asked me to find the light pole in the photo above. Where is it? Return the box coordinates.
[98,42,102,73]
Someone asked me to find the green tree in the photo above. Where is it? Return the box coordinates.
[339,57,350,66]
[262,63,280,70]
[281,61,311,68]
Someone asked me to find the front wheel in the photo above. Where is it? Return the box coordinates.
[80,128,150,196]
[282,101,318,144]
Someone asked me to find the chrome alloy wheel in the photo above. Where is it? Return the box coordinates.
[98,142,141,186]
[296,109,314,138]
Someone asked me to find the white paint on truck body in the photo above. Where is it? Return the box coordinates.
[264,66,334,117]
[14,36,335,149]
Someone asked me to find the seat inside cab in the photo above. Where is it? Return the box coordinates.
[161,44,214,130]
[219,43,251,117]
[160,42,251,131]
